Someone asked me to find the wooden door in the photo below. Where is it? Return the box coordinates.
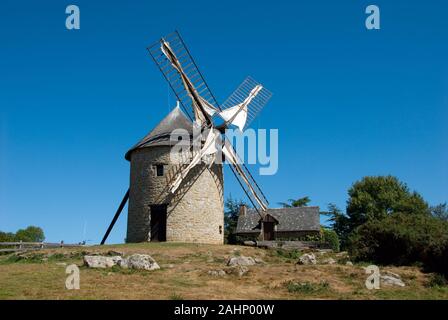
[263,222,275,241]
[150,205,167,242]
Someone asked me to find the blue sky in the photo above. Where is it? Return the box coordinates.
[1,0,447,244]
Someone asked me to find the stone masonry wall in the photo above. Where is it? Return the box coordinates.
[126,146,224,244]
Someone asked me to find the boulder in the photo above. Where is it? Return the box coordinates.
[381,271,405,287]
[125,254,160,271]
[83,254,160,271]
[243,241,256,247]
[345,261,353,266]
[227,256,256,266]
[297,253,317,265]
[83,255,122,268]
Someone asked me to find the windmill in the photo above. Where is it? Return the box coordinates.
[101,31,272,244]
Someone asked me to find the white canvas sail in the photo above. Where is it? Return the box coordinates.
[218,85,263,131]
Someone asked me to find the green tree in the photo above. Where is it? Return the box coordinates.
[224,196,246,244]
[279,196,311,208]
[0,232,15,242]
[14,226,45,242]
[325,203,351,248]
[345,175,429,232]
[431,203,448,221]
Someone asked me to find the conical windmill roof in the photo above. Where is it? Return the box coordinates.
[125,106,193,161]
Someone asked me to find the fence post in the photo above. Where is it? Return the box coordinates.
[19,240,22,250]
[41,242,44,249]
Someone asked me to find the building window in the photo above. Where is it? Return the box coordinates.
[156,164,164,177]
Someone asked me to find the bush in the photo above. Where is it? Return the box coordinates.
[427,273,448,288]
[275,249,301,260]
[0,232,15,242]
[321,228,340,252]
[348,213,448,277]
[15,226,45,242]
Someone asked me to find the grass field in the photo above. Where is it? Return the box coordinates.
[1,243,447,300]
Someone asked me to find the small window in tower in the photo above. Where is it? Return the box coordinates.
[156,164,164,177]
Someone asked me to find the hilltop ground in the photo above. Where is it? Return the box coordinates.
[1,242,447,300]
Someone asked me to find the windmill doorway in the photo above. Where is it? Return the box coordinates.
[150,204,167,242]
[262,214,278,241]
[263,222,275,240]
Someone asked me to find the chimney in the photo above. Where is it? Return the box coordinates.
[239,204,247,216]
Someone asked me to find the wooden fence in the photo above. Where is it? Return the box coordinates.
[0,241,85,253]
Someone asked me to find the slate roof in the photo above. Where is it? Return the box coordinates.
[236,206,320,234]
[125,106,193,161]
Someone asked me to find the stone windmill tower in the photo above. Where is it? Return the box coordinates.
[100,31,272,245]
[124,106,224,244]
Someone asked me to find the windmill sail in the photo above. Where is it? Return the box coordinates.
[218,85,263,131]
[148,31,270,217]
[169,129,220,193]
[147,31,221,126]
[160,40,216,126]
[222,139,268,213]
[220,77,272,131]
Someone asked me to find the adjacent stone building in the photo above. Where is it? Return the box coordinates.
[125,107,224,244]
[235,206,320,241]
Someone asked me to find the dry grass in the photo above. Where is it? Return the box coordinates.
[0,242,447,300]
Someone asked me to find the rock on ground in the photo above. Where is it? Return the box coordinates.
[243,241,256,247]
[297,253,317,265]
[345,261,353,266]
[227,256,256,266]
[83,255,122,268]
[83,254,160,271]
[381,271,405,287]
[123,254,160,271]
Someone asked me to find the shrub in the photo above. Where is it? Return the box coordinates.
[427,274,448,288]
[321,228,340,252]
[275,249,301,260]
[348,213,448,277]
